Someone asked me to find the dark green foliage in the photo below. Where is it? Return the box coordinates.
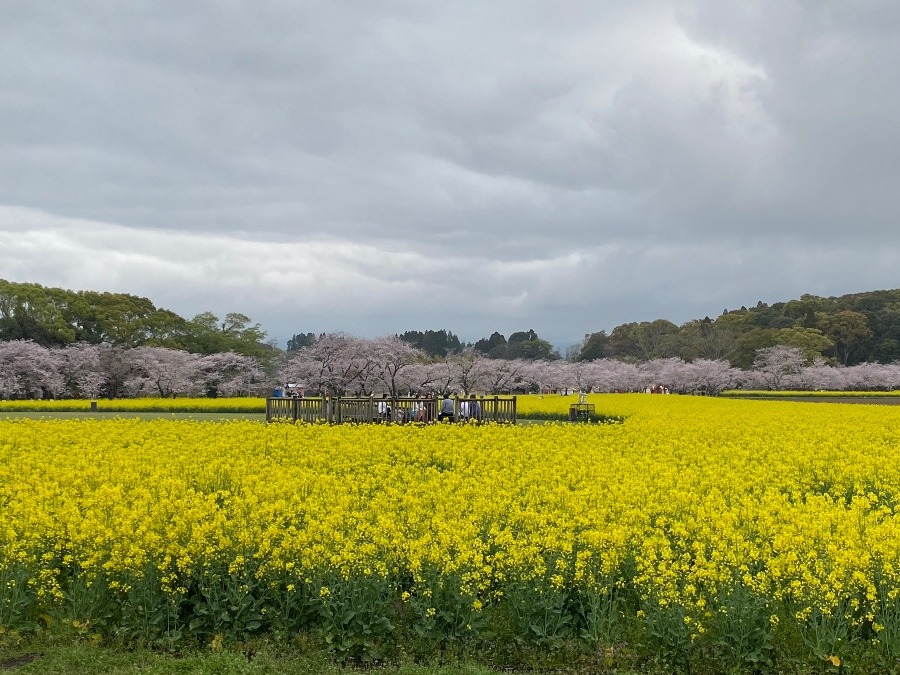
[576,331,609,361]
[0,279,268,357]
[503,581,576,645]
[640,601,694,672]
[506,330,558,360]
[472,329,558,360]
[606,320,680,361]
[400,571,488,661]
[315,575,397,663]
[706,584,775,672]
[10,561,900,673]
[286,332,317,351]
[396,329,463,358]
[179,311,269,358]
[582,288,900,368]
[10,275,900,369]
[717,289,900,366]
[0,563,38,632]
[473,332,508,358]
[188,567,269,644]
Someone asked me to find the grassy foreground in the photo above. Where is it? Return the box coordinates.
[0,633,647,675]
[0,639,501,675]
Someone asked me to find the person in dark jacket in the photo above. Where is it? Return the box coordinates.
[438,394,455,422]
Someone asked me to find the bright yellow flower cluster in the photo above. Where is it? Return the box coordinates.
[517,393,582,417]
[2,394,900,648]
[0,397,266,413]
[3,393,612,416]
[721,390,900,397]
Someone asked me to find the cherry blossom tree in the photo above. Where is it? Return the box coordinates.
[424,359,457,396]
[682,359,742,395]
[278,333,367,395]
[516,360,544,393]
[639,358,684,391]
[444,348,492,395]
[537,359,574,394]
[591,359,642,392]
[481,358,529,393]
[569,360,604,393]
[874,363,900,390]
[0,340,64,398]
[752,345,805,390]
[14,329,900,402]
[794,359,842,391]
[56,342,105,398]
[370,336,424,396]
[198,352,259,397]
[97,344,137,398]
[396,362,439,395]
[837,362,896,391]
[127,346,202,397]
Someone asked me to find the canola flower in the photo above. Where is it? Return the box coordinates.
[3,395,900,666]
[0,397,267,413]
[3,393,605,417]
[721,390,900,397]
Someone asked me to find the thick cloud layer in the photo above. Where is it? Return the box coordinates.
[2,2,898,348]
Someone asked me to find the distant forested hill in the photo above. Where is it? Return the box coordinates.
[578,289,900,367]
[0,279,268,357]
[6,278,900,368]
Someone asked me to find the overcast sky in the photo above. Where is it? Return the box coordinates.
[2,2,899,350]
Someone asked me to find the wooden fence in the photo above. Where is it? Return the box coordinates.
[266,395,516,424]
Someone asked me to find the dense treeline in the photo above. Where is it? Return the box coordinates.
[0,279,270,358]
[472,329,558,360]
[6,279,900,368]
[7,336,900,402]
[293,328,560,361]
[576,290,900,367]
[0,340,262,399]
[395,329,463,357]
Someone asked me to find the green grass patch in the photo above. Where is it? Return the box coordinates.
[721,389,900,397]
[0,640,493,675]
[0,631,649,675]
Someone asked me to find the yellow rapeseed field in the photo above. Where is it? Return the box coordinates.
[0,397,266,413]
[3,394,900,668]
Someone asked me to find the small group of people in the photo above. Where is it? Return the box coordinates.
[437,393,481,423]
[379,394,432,423]
[273,384,304,398]
[373,393,484,423]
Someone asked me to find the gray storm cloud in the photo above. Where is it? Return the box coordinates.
[1,1,898,346]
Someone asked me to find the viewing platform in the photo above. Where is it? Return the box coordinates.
[266,395,517,424]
